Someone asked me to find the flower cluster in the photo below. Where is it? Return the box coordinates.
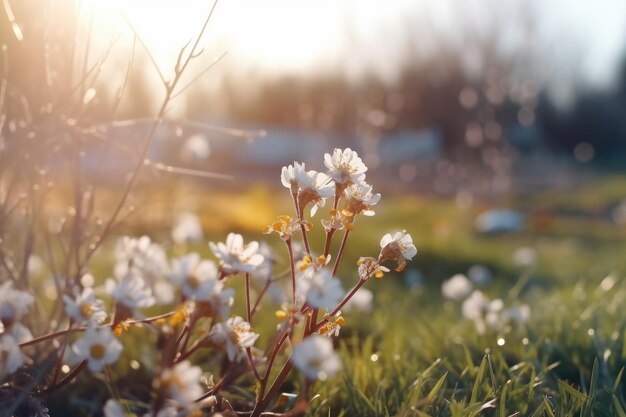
[441,268,530,334]
[1,148,416,417]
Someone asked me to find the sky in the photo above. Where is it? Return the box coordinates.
[81,0,626,101]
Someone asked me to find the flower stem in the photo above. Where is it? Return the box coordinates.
[286,238,297,305]
[313,278,366,332]
[250,277,272,317]
[245,272,252,324]
[42,360,87,394]
[251,356,294,417]
[332,229,350,276]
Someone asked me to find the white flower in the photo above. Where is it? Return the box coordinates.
[208,316,259,362]
[209,233,264,275]
[63,287,107,325]
[281,161,307,193]
[513,247,537,268]
[114,236,170,304]
[379,230,417,272]
[343,182,381,217]
[298,268,344,309]
[462,291,504,334]
[324,148,367,186]
[343,288,373,313]
[0,334,25,379]
[296,169,335,217]
[291,335,341,381]
[170,253,220,301]
[171,213,203,244]
[468,265,493,287]
[109,270,155,317]
[158,361,203,406]
[503,305,531,324]
[72,327,123,372]
[441,274,473,302]
[180,133,210,162]
[0,281,35,324]
[103,399,124,417]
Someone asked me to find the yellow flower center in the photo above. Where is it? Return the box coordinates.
[90,343,106,359]
[79,302,93,318]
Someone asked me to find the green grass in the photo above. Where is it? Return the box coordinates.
[34,176,626,416]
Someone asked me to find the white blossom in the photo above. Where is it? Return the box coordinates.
[109,271,155,317]
[297,268,344,309]
[0,281,35,323]
[343,182,381,217]
[209,233,264,274]
[513,247,537,268]
[158,361,203,406]
[441,274,473,301]
[468,265,493,287]
[379,230,417,271]
[291,335,341,380]
[0,333,25,379]
[208,316,259,362]
[462,291,504,334]
[170,253,220,301]
[114,236,171,304]
[296,169,335,216]
[324,148,367,186]
[171,213,203,244]
[63,287,107,325]
[281,161,307,192]
[343,288,373,313]
[103,399,124,417]
[72,327,123,372]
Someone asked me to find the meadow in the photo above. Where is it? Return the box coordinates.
[31,174,626,416]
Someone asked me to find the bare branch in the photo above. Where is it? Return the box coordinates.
[170,51,228,100]
[123,15,168,87]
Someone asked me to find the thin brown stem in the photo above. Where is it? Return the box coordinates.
[42,360,87,395]
[313,279,366,333]
[245,273,252,324]
[285,239,297,305]
[331,229,350,276]
[250,278,272,317]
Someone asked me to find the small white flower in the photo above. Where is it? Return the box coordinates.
[503,305,531,324]
[170,253,220,301]
[110,270,155,317]
[103,399,124,417]
[208,316,259,362]
[114,236,170,304]
[291,335,341,381]
[343,182,381,217]
[441,274,473,302]
[379,230,417,272]
[0,282,35,324]
[281,161,307,193]
[171,213,203,244]
[513,247,537,268]
[298,268,344,309]
[158,361,203,406]
[343,288,373,313]
[72,327,123,372]
[468,265,493,287]
[209,233,264,275]
[462,291,504,334]
[296,169,335,216]
[0,333,25,379]
[180,133,210,162]
[63,287,107,325]
[324,148,367,186]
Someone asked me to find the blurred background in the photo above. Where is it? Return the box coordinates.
[2,0,626,285]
